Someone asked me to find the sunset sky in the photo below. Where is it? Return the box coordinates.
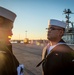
[0,0,74,40]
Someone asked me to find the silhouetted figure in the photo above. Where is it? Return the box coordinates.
[0,6,19,75]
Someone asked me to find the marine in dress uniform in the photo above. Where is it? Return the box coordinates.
[37,19,74,75]
[0,6,19,75]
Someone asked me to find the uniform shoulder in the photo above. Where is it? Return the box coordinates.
[0,51,7,67]
[0,50,12,62]
[54,44,73,52]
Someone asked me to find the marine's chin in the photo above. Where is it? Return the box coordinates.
[47,37,52,41]
[47,37,50,40]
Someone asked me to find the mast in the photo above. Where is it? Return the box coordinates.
[63,9,74,32]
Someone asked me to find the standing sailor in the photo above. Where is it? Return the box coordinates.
[0,6,20,75]
[37,19,74,75]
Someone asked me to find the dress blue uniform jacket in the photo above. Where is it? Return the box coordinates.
[42,39,74,75]
[0,42,19,75]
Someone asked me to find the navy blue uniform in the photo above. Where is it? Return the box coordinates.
[42,40,74,75]
[0,42,19,75]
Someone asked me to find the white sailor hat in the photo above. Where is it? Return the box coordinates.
[48,19,66,28]
[0,6,16,22]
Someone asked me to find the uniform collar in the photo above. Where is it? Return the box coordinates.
[59,39,66,43]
